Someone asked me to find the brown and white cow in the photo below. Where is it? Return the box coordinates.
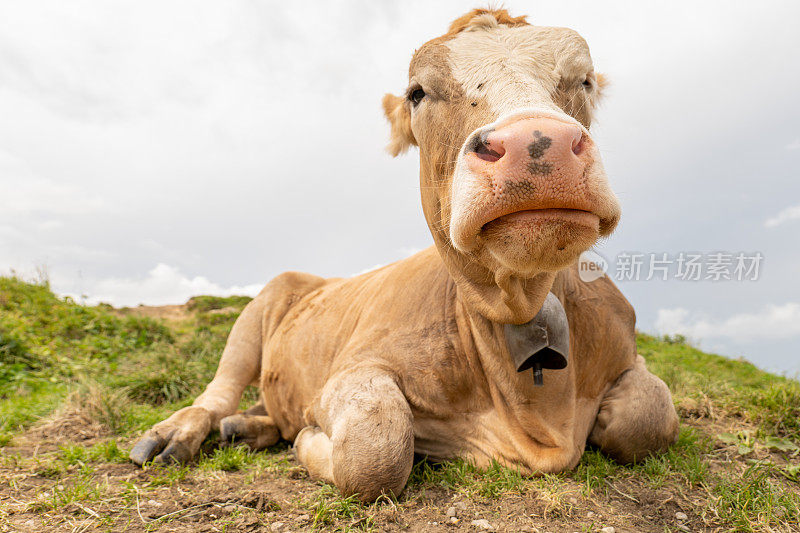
[130,8,679,501]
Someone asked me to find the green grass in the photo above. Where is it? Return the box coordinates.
[0,276,248,442]
[58,440,129,465]
[186,295,253,313]
[146,462,192,487]
[0,275,799,532]
[407,457,530,498]
[639,333,800,441]
[308,484,374,530]
[27,472,107,512]
[708,463,800,530]
[199,444,259,472]
[0,380,67,445]
[406,428,711,501]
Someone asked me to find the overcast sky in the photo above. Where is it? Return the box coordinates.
[1,1,798,375]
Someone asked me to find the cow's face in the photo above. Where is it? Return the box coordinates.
[384,10,621,283]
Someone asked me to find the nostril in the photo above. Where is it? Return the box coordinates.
[571,130,584,156]
[475,143,504,162]
[473,131,505,162]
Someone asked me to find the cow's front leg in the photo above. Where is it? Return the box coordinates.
[129,294,266,465]
[219,401,280,450]
[293,364,414,502]
[589,355,679,463]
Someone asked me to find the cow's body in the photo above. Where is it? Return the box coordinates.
[261,247,634,473]
[130,9,679,501]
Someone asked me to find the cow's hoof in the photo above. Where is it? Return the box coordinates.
[152,441,194,464]
[129,436,163,465]
[220,414,246,442]
[130,435,195,466]
[220,413,280,450]
[129,406,212,467]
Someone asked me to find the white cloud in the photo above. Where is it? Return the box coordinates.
[66,263,263,307]
[764,204,800,228]
[0,178,110,215]
[655,303,800,343]
[37,220,64,230]
[0,0,799,374]
[0,150,110,216]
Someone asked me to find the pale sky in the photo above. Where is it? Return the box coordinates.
[1,1,798,375]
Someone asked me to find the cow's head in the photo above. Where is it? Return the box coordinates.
[384,9,621,323]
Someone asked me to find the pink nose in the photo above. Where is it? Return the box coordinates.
[467,117,586,183]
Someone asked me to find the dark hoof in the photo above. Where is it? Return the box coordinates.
[220,417,244,442]
[154,441,193,465]
[129,436,164,466]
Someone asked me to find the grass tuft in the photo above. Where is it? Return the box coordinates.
[707,463,800,531]
[187,295,253,313]
[200,444,257,472]
[308,484,373,529]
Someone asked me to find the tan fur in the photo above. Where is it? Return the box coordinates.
[589,356,680,462]
[382,93,416,156]
[445,9,529,37]
[130,8,679,501]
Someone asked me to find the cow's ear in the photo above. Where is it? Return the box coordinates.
[595,72,609,100]
[382,93,417,156]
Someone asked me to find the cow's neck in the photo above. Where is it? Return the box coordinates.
[437,243,557,325]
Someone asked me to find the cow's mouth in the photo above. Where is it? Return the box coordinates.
[480,208,600,234]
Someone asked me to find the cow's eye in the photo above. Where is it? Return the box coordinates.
[409,88,426,106]
[582,78,592,89]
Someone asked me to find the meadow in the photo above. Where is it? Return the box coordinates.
[1,276,798,532]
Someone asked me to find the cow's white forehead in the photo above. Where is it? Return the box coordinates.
[444,23,593,117]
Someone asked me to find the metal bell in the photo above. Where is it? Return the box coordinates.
[504,292,569,386]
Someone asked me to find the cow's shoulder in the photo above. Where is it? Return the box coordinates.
[554,265,637,398]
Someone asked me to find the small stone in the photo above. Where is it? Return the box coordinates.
[297,514,310,522]
[446,506,457,518]
[568,497,578,505]
[471,519,495,530]
[600,528,615,533]
[147,499,162,507]
[271,522,284,532]
[675,511,688,521]
[587,511,595,518]
[454,501,468,511]
[449,517,460,525]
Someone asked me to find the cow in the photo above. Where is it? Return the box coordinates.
[130,8,679,501]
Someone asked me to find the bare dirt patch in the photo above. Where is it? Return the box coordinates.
[3,416,788,533]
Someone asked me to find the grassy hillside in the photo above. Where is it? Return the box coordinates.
[0,276,798,532]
